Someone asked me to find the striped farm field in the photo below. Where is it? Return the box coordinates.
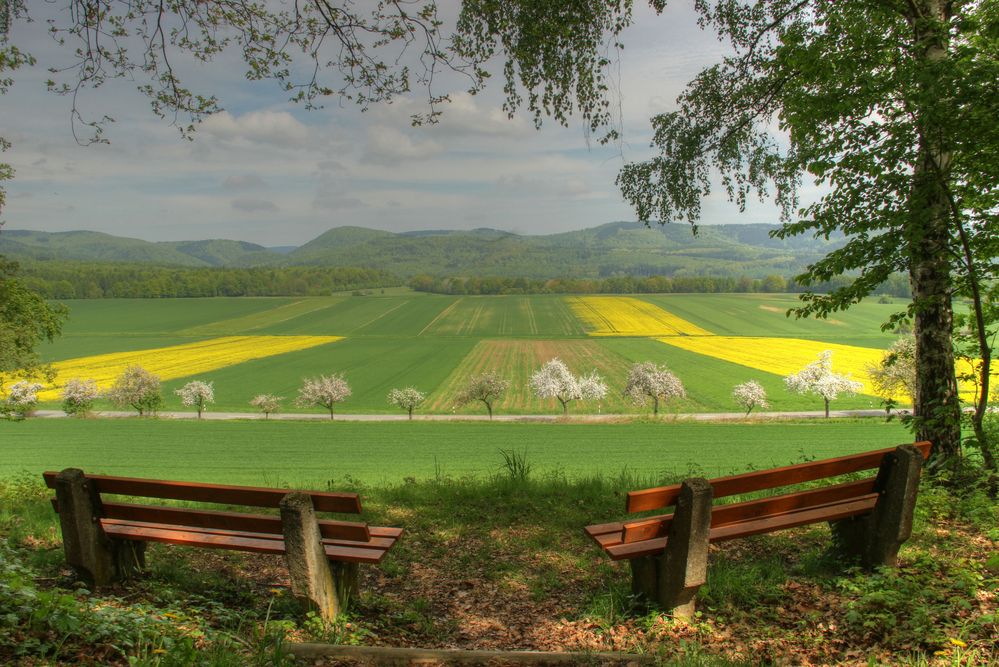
[418,296,584,337]
[37,335,342,400]
[569,296,712,336]
[426,339,636,414]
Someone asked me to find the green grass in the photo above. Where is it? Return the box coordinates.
[156,337,476,413]
[418,295,584,337]
[639,294,902,345]
[0,419,913,485]
[254,296,443,336]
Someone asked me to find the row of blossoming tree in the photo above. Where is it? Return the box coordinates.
[1,350,870,420]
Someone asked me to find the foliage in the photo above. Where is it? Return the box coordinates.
[296,374,351,419]
[867,337,917,414]
[60,377,100,417]
[623,361,685,415]
[732,380,769,416]
[174,380,215,418]
[249,394,283,420]
[529,358,607,415]
[387,387,426,420]
[106,365,163,416]
[453,372,510,419]
[784,351,863,418]
[0,258,66,383]
[0,380,42,419]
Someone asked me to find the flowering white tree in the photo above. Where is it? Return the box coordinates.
[866,337,917,413]
[529,358,607,416]
[250,394,283,420]
[623,362,686,415]
[454,372,510,419]
[61,378,100,417]
[2,381,44,419]
[106,365,163,416]
[175,380,215,419]
[296,373,351,420]
[388,387,425,420]
[733,380,770,416]
[785,351,863,418]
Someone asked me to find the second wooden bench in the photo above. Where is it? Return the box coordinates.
[585,442,930,616]
[44,468,402,620]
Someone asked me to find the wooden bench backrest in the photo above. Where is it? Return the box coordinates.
[625,442,932,514]
[43,471,362,513]
[43,471,372,543]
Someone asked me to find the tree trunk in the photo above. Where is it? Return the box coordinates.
[559,399,568,416]
[653,397,659,415]
[408,407,413,420]
[486,402,493,420]
[824,398,830,419]
[329,406,335,420]
[907,0,962,462]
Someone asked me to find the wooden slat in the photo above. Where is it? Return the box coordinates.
[621,478,878,544]
[43,471,361,513]
[606,495,879,560]
[102,523,388,564]
[709,495,878,542]
[625,442,930,513]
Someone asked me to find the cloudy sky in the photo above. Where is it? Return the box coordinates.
[1,1,788,247]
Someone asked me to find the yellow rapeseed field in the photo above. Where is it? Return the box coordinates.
[570,296,712,336]
[37,335,342,400]
[658,335,978,401]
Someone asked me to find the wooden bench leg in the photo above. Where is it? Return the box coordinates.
[54,468,117,586]
[831,444,923,568]
[657,477,713,618]
[280,492,348,621]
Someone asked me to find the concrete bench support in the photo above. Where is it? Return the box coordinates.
[831,444,923,568]
[54,468,116,586]
[280,492,354,621]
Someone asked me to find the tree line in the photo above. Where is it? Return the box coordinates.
[16,262,400,298]
[409,273,912,297]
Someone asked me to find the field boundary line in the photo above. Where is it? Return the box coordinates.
[350,300,410,332]
[418,298,463,336]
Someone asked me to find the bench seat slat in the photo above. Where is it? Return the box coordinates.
[625,441,930,513]
[604,495,878,561]
[102,522,390,564]
[43,471,361,514]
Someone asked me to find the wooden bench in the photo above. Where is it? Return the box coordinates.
[585,442,931,617]
[44,468,402,620]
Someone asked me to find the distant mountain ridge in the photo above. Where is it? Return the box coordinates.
[0,222,844,279]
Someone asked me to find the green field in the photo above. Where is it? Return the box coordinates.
[33,292,908,414]
[0,419,913,485]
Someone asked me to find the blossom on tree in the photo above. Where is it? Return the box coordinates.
[454,372,510,419]
[250,394,283,419]
[623,362,686,415]
[866,337,917,411]
[529,358,607,416]
[61,378,100,416]
[2,381,43,419]
[296,373,351,420]
[106,365,163,416]
[785,351,863,418]
[175,380,215,419]
[732,380,769,416]
[388,387,425,420]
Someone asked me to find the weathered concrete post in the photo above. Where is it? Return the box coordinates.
[280,492,345,621]
[54,468,116,586]
[830,444,923,568]
[864,444,923,567]
[657,478,713,617]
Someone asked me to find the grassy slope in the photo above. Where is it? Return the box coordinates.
[1,418,913,485]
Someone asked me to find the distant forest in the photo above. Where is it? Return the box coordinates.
[16,260,912,299]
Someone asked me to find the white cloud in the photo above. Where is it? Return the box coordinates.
[362,125,444,164]
[201,111,310,148]
[231,197,278,213]
[223,174,267,190]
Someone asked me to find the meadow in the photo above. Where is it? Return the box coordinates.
[0,418,913,484]
[30,291,914,414]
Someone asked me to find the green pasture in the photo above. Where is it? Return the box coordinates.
[639,293,901,346]
[35,293,904,414]
[0,419,913,485]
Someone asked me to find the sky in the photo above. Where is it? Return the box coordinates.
[1,1,793,247]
